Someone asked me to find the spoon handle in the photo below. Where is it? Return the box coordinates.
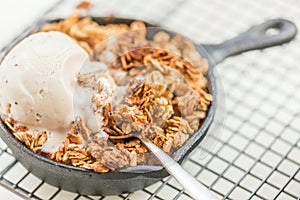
[140,138,218,200]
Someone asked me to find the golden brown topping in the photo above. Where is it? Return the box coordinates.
[41,14,80,34]
[41,15,130,52]
[76,1,92,10]
[11,128,48,153]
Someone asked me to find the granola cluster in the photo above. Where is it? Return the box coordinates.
[41,14,135,54]
[94,48,212,148]
[6,16,212,172]
[5,119,47,154]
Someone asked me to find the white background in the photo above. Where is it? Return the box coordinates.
[0,0,299,199]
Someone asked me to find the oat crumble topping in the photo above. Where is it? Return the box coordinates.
[4,15,212,172]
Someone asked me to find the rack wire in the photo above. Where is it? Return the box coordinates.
[0,0,299,199]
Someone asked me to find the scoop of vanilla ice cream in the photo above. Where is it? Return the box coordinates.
[0,31,88,130]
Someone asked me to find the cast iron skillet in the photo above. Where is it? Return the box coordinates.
[0,17,297,196]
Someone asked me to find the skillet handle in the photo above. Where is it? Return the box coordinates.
[202,19,297,64]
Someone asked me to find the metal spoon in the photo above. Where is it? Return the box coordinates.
[110,135,217,200]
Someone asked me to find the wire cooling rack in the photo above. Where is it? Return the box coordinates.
[0,0,300,199]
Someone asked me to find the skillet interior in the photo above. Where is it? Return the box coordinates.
[0,17,216,195]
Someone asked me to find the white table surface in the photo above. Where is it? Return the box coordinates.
[0,0,61,49]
